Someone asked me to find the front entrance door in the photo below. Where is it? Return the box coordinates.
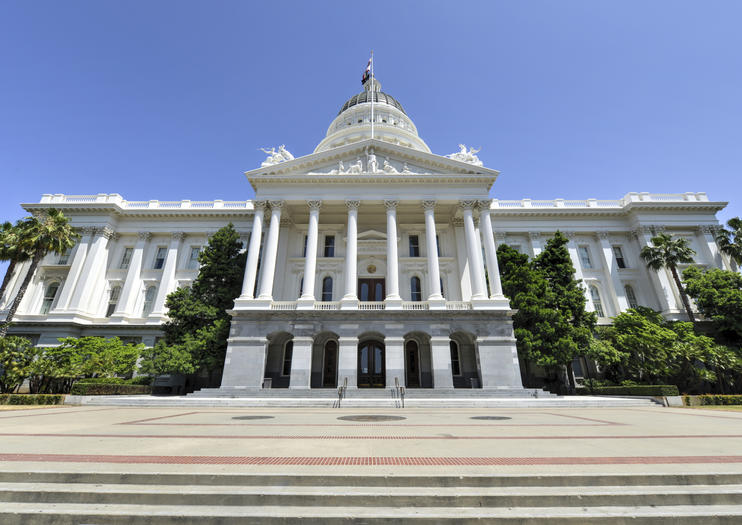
[358,278,385,301]
[322,341,338,387]
[358,341,385,388]
[405,340,421,388]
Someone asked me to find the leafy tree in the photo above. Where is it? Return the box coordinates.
[498,232,596,392]
[0,210,78,337]
[715,217,742,267]
[139,341,196,377]
[0,221,31,305]
[0,336,35,393]
[162,224,246,382]
[683,266,742,344]
[28,344,86,394]
[640,232,696,322]
[56,336,143,378]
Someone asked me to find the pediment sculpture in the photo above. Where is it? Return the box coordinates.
[260,145,295,167]
[447,144,483,167]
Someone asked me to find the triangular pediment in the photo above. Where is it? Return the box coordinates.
[245,139,499,179]
[357,229,387,241]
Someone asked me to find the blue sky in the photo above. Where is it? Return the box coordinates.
[1,0,741,277]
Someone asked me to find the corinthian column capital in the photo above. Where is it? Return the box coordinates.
[384,199,398,210]
[421,200,436,211]
[307,200,322,211]
[345,200,360,210]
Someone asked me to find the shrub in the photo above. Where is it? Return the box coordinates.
[684,394,742,406]
[576,385,679,396]
[70,383,151,396]
[0,394,64,405]
[75,377,152,386]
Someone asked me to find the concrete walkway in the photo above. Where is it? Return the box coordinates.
[1,405,741,476]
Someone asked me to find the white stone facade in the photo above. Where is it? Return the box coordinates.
[0,77,732,392]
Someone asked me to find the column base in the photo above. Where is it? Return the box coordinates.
[296,297,316,310]
[233,297,273,310]
[339,296,359,310]
[427,297,446,310]
[471,296,511,310]
[384,296,403,310]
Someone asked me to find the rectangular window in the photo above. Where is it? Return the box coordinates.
[578,245,593,269]
[409,235,420,257]
[153,247,167,269]
[450,341,461,376]
[282,342,293,376]
[302,235,308,257]
[324,235,335,257]
[613,246,627,269]
[57,248,70,265]
[436,234,441,257]
[186,247,201,269]
[119,248,133,270]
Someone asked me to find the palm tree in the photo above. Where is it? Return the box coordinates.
[640,232,697,322]
[0,209,78,338]
[0,221,31,307]
[715,217,742,268]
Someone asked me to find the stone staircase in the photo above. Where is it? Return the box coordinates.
[1,471,741,523]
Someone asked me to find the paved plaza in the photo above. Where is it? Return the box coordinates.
[1,405,742,476]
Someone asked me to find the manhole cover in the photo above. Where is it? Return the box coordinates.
[470,416,512,421]
[232,416,275,420]
[337,415,407,422]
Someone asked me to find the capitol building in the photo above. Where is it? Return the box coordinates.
[0,76,732,393]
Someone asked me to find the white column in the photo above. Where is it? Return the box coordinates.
[298,201,321,309]
[68,226,114,313]
[54,228,94,311]
[113,232,150,318]
[337,336,358,389]
[341,200,360,308]
[289,336,313,389]
[596,232,629,313]
[698,225,728,270]
[633,226,678,314]
[256,200,283,301]
[529,232,543,257]
[564,232,593,309]
[430,336,454,389]
[385,336,405,388]
[478,201,504,298]
[239,201,266,300]
[384,200,402,307]
[152,232,184,316]
[422,200,444,307]
[460,201,487,300]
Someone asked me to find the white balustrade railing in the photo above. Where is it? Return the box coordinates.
[358,301,385,310]
[446,301,473,310]
[314,301,339,310]
[270,301,298,310]
[401,302,429,310]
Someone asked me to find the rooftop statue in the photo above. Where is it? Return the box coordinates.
[447,144,483,167]
[260,145,294,167]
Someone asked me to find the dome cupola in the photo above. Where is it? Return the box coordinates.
[314,76,430,153]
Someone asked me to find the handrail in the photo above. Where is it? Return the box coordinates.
[394,377,405,409]
[335,377,347,408]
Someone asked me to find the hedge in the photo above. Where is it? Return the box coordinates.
[75,377,152,386]
[577,385,679,397]
[70,383,152,396]
[0,394,65,405]
[684,395,742,406]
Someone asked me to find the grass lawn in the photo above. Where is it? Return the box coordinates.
[684,406,742,412]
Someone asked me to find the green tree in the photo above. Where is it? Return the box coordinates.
[715,217,742,267]
[0,209,78,337]
[0,336,36,393]
[498,232,596,392]
[640,232,697,322]
[138,341,196,377]
[162,224,246,382]
[0,221,31,304]
[55,336,143,378]
[683,266,742,344]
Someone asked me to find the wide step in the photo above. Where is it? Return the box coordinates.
[2,472,741,523]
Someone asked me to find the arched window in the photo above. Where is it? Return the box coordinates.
[40,283,59,314]
[322,276,333,301]
[106,285,121,317]
[624,285,639,309]
[449,340,461,376]
[410,276,422,301]
[142,286,157,317]
[590,285,604,317]
[282,341,294,376]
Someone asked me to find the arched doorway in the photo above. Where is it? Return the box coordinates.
[405,340,420,388]
[358,340,385,388]
[322,340,338,387]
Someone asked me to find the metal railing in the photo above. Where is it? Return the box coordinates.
[393,377,405,408]
[335,377,347,408]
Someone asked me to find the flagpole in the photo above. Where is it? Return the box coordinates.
[370,50,374,141]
